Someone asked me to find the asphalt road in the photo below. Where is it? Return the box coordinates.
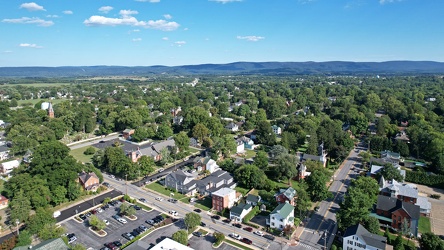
[68,134,120,150]
[295,145,363,250]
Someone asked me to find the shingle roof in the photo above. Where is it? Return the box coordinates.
[168,170,194,185]
[78,172,99,184]
[230,203,252,216]
[343,224,386,250]
[376,195,420,220]
[270,202,294,218]
[246,194,260,203]
[278,187,296,200]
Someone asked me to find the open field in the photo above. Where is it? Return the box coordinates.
[69,146,97,163]
[17,98,66,106]
[419,216,431,234]
[8,83,71,87]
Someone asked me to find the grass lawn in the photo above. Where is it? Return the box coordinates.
[188,148,200,153]
[136,202,153,211]
[224,239,254,250]
[69,146,97,164]
[419,216,431,234]
[145,182,187,200]
[198,229,208,235]
[0,179,4,193]
[194,197,212,211]
[235,186,250,196]
[244,150,256,159]
[17,98,66,106]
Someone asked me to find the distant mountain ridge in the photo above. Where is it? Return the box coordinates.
[0,61,444,77]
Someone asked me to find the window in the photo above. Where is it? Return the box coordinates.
[271,222,274,226]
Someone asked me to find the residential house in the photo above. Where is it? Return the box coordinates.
[342,224,387,250]
[271,125,282,135]
[275,187,297,206]
[368,165,405,180]
[171,106,182,116]
[0,159,20,175]
[0,145,9,161]
[189,137,199,147]
[394,129,409,142]
[193,156,219,173]
[196,169,236,196]
[297,163,311,180]
[298,143,327,168]
[238,136,255,150]
[374,195,420,237]
[268,203,295,230]
[212,187,237,212]
[230,203,253,222]
[380,150,401,164]
[78,171,100,191]
[122,128,135,139]
[379,178,431,216]
[164,170,197,196]
[173,116,184,125]
[225,122,239,132]
[22,149,33,164]
[127,139,176,162]
[235,138,245,154]
[0,195,9,210]
[246,194,261,206]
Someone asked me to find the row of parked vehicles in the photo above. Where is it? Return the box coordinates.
[121,225,149,241]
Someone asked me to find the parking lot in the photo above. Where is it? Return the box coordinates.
[62,202,162,249]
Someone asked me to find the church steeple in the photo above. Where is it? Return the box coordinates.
[48,102,54,118]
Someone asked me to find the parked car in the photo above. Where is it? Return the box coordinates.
[241,238,252,245]
[133,205,141,210]
[132,229,141,236]
[264,234,275,241]
[103,219,109,225]
[117,218,127,224]
[103,182,110,187]
[194,209,202,213]
[233,223,242,228]
[243,227,253,232]
[200,222,206,227]
[113,241,122,247]
[193,232,202,237]
[254,231,264,237]
[85,212,92,217]
[146,219,155,225]
[139,225,148,232]
[169,210,178,216]
[155,197,163,201]
[79,214,87,221]
[229,233,242,240]
[211,215,221,220]
[105,243,118,250]
[97,207,103,213]
[67,234,77,244]
[139,198,147,203]
[112,215,120,220]
[100,247,111,250]
[314,206,320,212]
[122,232,135,240]
[158,168,165,173]
[222,219,231,223]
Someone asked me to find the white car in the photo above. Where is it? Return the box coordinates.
[169,210,178,216]
[254,231,264,237]
[103,219,109,225]
[155,197,163,201]
[117,218,127,224]
[229,233,242,240]
[97,207,103,213]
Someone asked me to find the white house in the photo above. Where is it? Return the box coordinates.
[271,125,282,135]
[268,203,294,230]
[1,159,20,175]
[225,123,239,132]
[230,203,252,222]
[0,145,9,161]
[235,138,245,154]
[343,224,387,250]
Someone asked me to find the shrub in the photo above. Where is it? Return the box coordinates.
[213,232,225,246]
[430,194,441,199]
[84,147,96,155]
[405,171,444,188]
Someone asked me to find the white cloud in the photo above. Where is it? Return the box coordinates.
[119,10,139,17]
[132,29,140,32]
[99,6,113,14]
[209,0,242,3]
[183,28,189,31]
[19,43,42,48]
[162,37,169,40]
[2,17,54,26]
[84,14,180,31]
[379,0,402,4]
[20,2,45,11]
[46,15,59,18]
[135,0,160,2]
[2,50,13,53]
[132,38,142,42]
[174,41,186,47]
[63,10,73,15]
[163,14,172,19]
[237,35,265,42]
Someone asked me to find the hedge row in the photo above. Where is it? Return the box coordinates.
[242,206,260,223]
[405,171,444,188]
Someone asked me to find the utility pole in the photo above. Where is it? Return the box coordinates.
[15,220,20,236]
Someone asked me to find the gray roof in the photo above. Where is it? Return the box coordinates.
[13,238,69,250]
[278,187,296,200]
[370,165,384,175]
[152,139,176,153]
[416,196,431,211]
[381,150,400,159]
[168,170,195,185]
[376,195,420,220]
[230,203,252,216]
[301,153,321,162]
[246,194,261,203]
[343,224,386,249]
[198,169,233,186]
[0,145,9,153]
[381,179,418,198]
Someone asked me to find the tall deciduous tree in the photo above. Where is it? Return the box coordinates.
[256,121,276,146]
[9,189,31,223]
[172,230,188,245]
[184,212,201,231]
[253,150,269,170]
[174,131,190,152]
[193,123,209,143]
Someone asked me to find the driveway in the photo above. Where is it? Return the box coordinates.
[62,203,161,249]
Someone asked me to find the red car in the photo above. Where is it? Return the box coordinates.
[241,238,252,245]
[243,227,253,232]
[105,242,118,250]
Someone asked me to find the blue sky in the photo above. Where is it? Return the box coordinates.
[0,0,443,66]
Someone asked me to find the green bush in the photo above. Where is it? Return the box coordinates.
[405,171,444,188]
[84,147,96,155]
[213,232,225,246]
[430,194,441,199]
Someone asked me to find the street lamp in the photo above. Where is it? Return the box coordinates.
[15,219,20,236]
[125,174,128,195]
